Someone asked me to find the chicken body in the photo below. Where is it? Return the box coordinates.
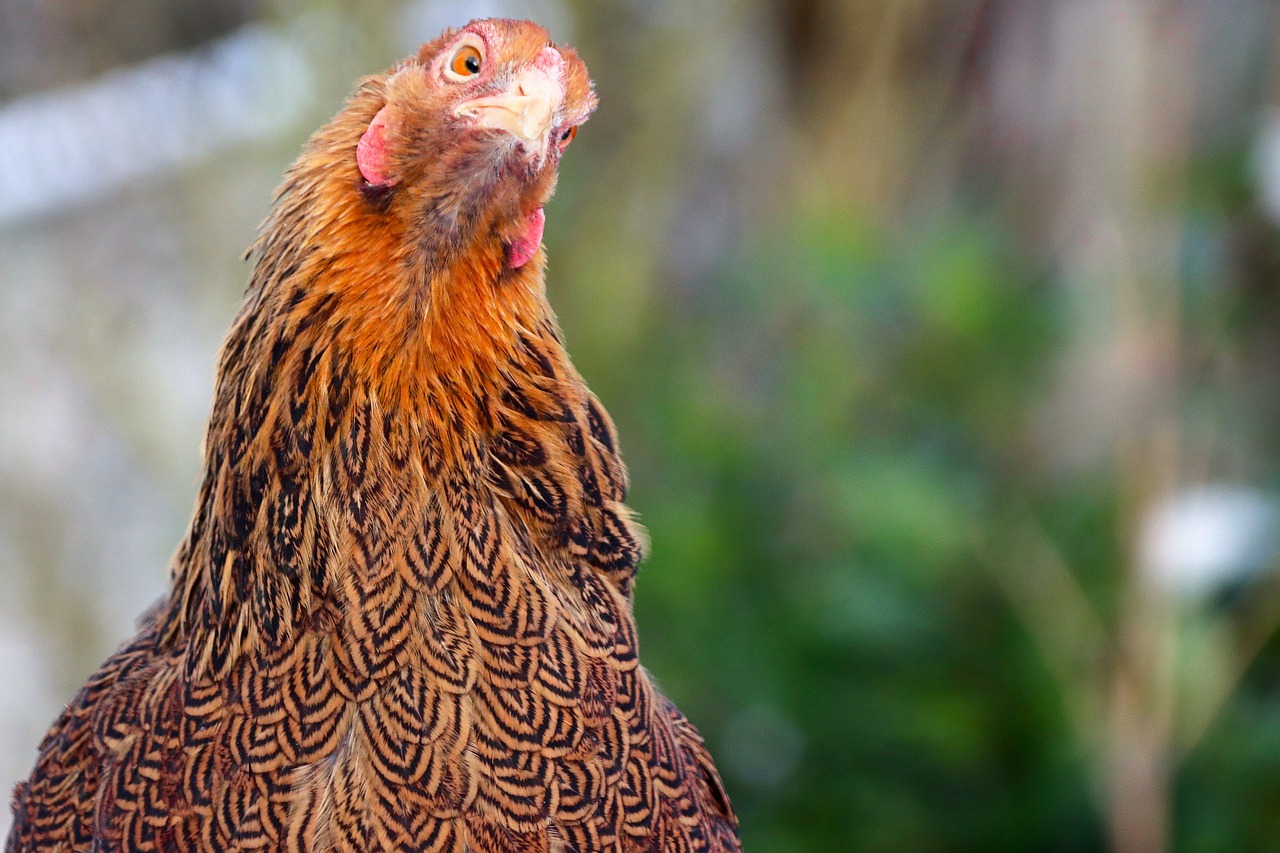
[6,19,740,853]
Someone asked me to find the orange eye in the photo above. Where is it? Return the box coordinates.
[557,125,578,151]
[448,44,483,79]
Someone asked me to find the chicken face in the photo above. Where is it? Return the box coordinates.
[354,19,595,267]
[442,20,594,157]
[446,28,570,166]
[350,19,596,270]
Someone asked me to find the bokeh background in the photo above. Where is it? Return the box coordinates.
[3,0,1280,850]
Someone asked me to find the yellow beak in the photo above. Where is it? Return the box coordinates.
[456,67,562,147]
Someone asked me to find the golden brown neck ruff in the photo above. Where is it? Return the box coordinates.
[160,80,592,669]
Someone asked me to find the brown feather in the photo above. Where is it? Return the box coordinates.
[7,17,739,853]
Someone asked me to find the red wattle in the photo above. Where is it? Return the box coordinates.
[507,207,545,269]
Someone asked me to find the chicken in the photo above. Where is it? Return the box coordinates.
[6,18,740,853]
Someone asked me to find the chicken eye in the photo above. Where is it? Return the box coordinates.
[557,125,578,151]
[447,44,483,80]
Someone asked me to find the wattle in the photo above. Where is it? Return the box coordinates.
[507,206,545,269]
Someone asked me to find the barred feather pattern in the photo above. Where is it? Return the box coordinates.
[6,20,740,853]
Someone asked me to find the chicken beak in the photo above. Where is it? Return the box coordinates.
[456,66,563,150]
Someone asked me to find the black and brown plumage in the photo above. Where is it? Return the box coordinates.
[6,18,740,853]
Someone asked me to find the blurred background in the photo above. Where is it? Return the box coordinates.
[3,0,1280,850]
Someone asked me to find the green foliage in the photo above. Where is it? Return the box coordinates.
[555,197,1103,848]
[555,101,1280,845]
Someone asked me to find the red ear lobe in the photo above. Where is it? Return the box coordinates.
[357,106,395,186]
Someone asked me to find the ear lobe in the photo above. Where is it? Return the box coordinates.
[357,105,395,186]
